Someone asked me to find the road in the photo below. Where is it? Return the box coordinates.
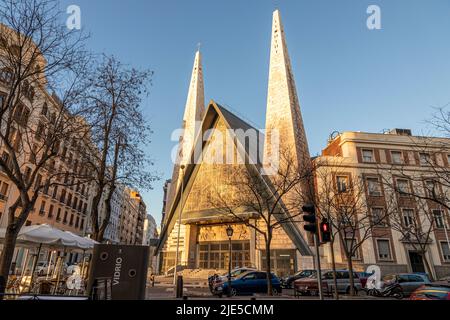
[146,277,389,300]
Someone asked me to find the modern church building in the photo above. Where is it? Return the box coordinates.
[156,10,315,277]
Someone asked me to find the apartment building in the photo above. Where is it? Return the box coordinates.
[315,129,450,279]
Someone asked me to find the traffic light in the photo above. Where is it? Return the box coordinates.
[302,204,317,233]
[319,218,332,243]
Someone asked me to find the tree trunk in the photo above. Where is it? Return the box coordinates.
[347,256,355,296]
[266,239,273,296]
[90,188,103,241]
[97,184,117,243]
[421,250,434,281]
[0,225,19,299]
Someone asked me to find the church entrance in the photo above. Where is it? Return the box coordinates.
[198,241,251,269]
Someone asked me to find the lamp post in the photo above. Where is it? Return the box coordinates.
[173,165,185,292]
[226,225,234,297]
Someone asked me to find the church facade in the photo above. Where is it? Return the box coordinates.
[156,10,315,277]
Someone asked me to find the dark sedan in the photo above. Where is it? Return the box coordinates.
[281,270,316,289]
[213,271,282,297]
[381,273,431,297]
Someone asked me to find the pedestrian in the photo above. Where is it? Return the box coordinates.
[151,274,155,287]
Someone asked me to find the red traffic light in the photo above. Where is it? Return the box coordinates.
[319,219,331,243]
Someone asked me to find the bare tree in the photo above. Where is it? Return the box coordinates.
[313,157,389,296]
[0,0,89,297]
[211,149,313,295]
[369,108,450,280]
[81,55,158,242]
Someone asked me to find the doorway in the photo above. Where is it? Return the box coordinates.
[408,251,425,273]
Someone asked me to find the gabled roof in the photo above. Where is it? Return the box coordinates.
[156,100,312,256]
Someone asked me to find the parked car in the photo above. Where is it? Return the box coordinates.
[294,270,362,296]
[208,267,257,292]
[409,284,450,300]
[357,271,374,288]
[213,271,282,297]
[380,273,431,297]
[281,270,316,289]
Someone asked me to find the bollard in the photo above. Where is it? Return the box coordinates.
[176,275,183,298]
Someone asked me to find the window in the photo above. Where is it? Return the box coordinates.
[336,176,349,193]
[35,122,45,140]
[56,208,61,221]
[433,209,447,229]
[425,180,438,198]
[396,179,410,196]
[338,207,353,226]
[391,151,403,164]
[362,149,374,162]
[0,181,9,200]
[402,209,415,228]
[371,207,387,226]
[52,185,58,199]
[0,151,10,172]
[419,153,431,166]
[66,193,72,207]
[60,189,66,203]
[376,239,392,260]
[48,204,54,218]
[367,177,382,196]
[63,211,68,224]
[39,201,46,216]
[440,242,450,262]
[41,102,48,116]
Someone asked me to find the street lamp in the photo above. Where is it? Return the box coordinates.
[173,165,185,293]
[226,225,234,297]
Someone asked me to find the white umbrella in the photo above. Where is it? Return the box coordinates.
[0,224,97,249]
[63,231,98,250]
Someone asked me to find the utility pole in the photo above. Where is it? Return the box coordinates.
[173,165,185,293]
[302,204,323,300]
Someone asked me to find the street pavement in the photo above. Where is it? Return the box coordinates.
[146,277,389,300]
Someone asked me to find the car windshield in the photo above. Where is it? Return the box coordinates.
[382,274,397,282]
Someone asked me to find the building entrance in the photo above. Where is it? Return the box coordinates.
[198,241,251,269]
[409,251,426,273]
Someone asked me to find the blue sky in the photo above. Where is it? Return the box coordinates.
[59,0,450,226]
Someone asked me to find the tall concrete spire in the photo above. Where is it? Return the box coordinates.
[263,10,311,171]
[165,50,205,224]
[180,50,205,165]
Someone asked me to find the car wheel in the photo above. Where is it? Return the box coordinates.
[272,288,279,296]
[230,288,237,297]
[310,290,318,296]
[392,288,404,300]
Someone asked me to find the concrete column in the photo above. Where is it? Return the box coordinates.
[184,224,198,268]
